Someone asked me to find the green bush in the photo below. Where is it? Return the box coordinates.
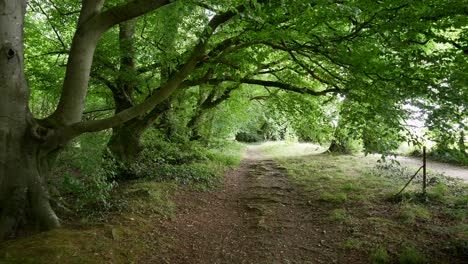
[140,137,209,165]
[53,132,118,211]
[127,132,244,187]
[53,129,245,214]
[235,131,263,143]
[60,164,117,210]
[428,182,449,202]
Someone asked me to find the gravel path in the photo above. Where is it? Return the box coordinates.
[395,156,468,183]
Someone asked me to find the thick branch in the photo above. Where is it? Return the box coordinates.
[51,6,243,140]
[47,0,172,126]
[203,86,237,109]
[83,107,115,115]
[97,0,172,30]
[222,78,341,97]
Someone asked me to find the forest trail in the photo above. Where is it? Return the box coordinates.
[144,146,363,263]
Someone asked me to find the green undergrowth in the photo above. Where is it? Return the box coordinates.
[0,136,246,264]
[54,130,245,213]
[264,143,467,263]
[128,134,244,189]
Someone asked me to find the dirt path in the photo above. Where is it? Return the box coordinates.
[395,156,468,183]
[144,146,363,263]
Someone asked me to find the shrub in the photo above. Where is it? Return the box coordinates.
[235,131,262,143]
[139,163,219,187]
[428,147,468,166]
[53,132,118,212]
[60,165,117,211]
[428,182,449,202]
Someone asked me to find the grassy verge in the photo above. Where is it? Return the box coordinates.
[261,142,467,263]
[257,141,325,159]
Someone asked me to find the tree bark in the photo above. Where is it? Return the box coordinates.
[0,0,59,239]
[107,105,167,163]
[48,0,171,125]
[188,109,205,141]
[107,120,145,163]
[106,20,140,161]
[327,111,352,154]
[458,130,466,153]
[106,20,170,162]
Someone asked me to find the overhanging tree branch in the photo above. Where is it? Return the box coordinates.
[46,0,174,126]
[212,77,341,97]
[239,78,341,96]
[45,5,245,144]
[286,48,341,89]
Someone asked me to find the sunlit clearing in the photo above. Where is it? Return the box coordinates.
[253,141,326,159]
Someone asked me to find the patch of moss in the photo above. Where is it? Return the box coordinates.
[123,181,177,219]
[0,229,128,264]
[341,238,362,250]
[329,209,347,221]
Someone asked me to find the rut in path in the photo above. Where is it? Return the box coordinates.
[146,148,361,264]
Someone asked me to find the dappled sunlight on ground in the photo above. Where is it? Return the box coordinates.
[250,141,326,160]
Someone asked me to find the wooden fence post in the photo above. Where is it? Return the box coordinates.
[423,146,427,194]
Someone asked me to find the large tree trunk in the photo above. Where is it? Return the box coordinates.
[458,130,466,154]
[106,20,141,162]
[106,20,171,163]
[188,109,205,141]
[0,1,59,239]
[107,120,145,163]
[327,139,350,153]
